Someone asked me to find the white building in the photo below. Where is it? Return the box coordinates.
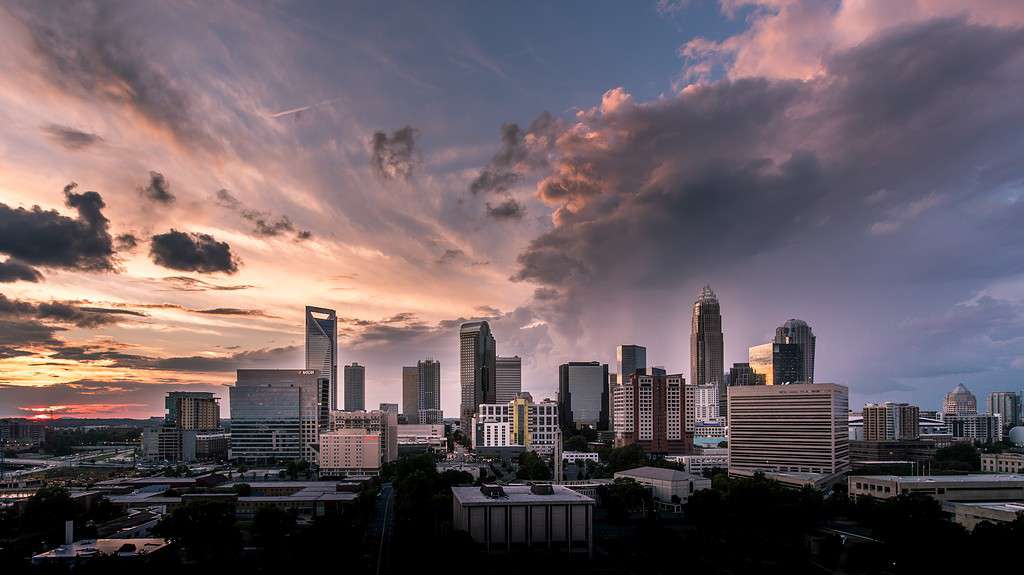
[947,413,1002,444]
[396,424,447,452]
[694,418,727,439]
[693,383,719,423]
[982,452,1024,474]
[330,409,398,463]
[664,454,729,475]
[613,466,711,505]
[471,394,560,455]
[318,429,380,476]
[562,451,600,464]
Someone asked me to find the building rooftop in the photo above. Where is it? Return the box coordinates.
[614,466,702,482]
[851,474,1024,484]
[452,484,595,505]
[33,539,170,562]
[952,501,1024,513]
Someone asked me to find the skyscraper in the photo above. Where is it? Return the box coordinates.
[863,402,920,441]
[417,359,442,423]
[774,319,815,384]
[614,344,646,434]
[747,344,774,386]
[690,286,724,415]
[558,361,609,430]
[727,363,765,387]
[943,383,978,416]
[988,392,1022,431]
[305,306,338,409]
[495,356,522,404]
[460,321,496,433]
[164,391,220,430]
[772,343,803,385]
[615,372,692,454]
[343,362,365,411]
[401,366,419,423]
[229,369,328,464]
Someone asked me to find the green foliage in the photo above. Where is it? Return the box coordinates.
[41,427,141,456]
[598,477,653,522]
[154,499,239,562]
[603,444,647,474]
[251,507,296,550]
[564,434,589,452]
[932,442,980,472]
[285,459,310,480]
[515,451,550,480]
[232,483,252,497]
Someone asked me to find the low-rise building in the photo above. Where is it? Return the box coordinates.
[849,474,1024,503]
[981,452,1024,474]
[849,439,937,465]
[952,501,1024,530]
[318,429,381,476]
[396,423,447,454]
[451,484,595,556]
[664,454,729,475]
[32,538,173,566]
[562,451,599,464]
[612,466,711,505]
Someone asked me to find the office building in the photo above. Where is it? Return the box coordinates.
[728,383,849,475]
[451,485,595,556]
[396,423,447,454]
[402,359,442,424]
[460,321,496,432]
[496,356,522,404]
[947,413,1002,444]
[165,392,220,430]
[943,383,978,416]
[318,429,381,476]
[229,369,328,464]
[953,501,1024,530]
[305,306,338,409]
[402,366,419,423]
[690,286,724,416]
[613,466,711,505]
[558,361,609,430]
[693,383,719,423]
[862,402,920,441]
[379,403,399,414]
[982,453,1024,474]
[726,362,765,387]
[848,439,936,465]
[771,343,803,386]
[472,393,560,455]
[613,344,646,434]
[0,419,46,449]
[614,372,692,454]
[774,319,815,384]
[849,474,1024,503]
[343,363,365,411]
[988,391,1021,431]
[330,409,398,463]
[748,343,774,387]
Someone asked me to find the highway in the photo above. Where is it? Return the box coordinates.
[368,482,395,575]
[2,448,135,477]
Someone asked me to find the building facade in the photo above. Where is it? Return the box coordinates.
[771,343,803,386]
[329,409,398,463]
[165,392,220,430]
[748,343,774,388]
[613,344,647,435]
[144,391,225,463]
[318,429,381,476]
[229,369,327,464]
[862,402,920,441]
[943,383,978,416]
[558,361,609,431]
[472,393,560,455]
[774,319,815,384]
[981,453,1024,473]
[614,372,692,454]
[305,306,338,410]
[495,356,522,404]
[460,321,497,433]
[690,286,724,416]
[728,383,849,475]
[988,391,1021,431]
[343,363,365,411]
[693,383,719,423]
[947,414,1002,444]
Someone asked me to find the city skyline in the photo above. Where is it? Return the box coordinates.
[4,2,1024,419]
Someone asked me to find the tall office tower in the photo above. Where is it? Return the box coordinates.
[862,402,920,441]
[748,343,774,387]
[495,356,523,404]
[943,383,978,416]
[693,384,719,423]
[460,321,496,433]
[417,359,443,424]
[558,362,610,431]
[343,363,365,411]
[774,319,815,384]
[728,383,849,475]
[615,372,691,454]
[305,306,338,409]
[691,286,725,417]
[772,343,804,385]
[402,366,419,423]
[229,369,327,464]
[988,392,1022,431]
[165,391,220,430]
[614,345,646,434]
[726,363,765,387]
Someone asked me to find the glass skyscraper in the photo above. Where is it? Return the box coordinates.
[343,362,365,411]
[495,356,522,404]
[229,369,327,464]
[774,319,815,384]
[691,286,724,416]
[460,321,496,433]
[558,361,609,430]
[305,306,338,409]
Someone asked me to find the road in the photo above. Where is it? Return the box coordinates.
[368,482,395,575]
[2,449,135,477]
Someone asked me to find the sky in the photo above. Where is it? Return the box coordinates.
[2,0,1024,420]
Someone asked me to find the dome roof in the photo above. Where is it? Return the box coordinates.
[1009,426,1024,446]
[948,383,974,396]
[782,319,809,329]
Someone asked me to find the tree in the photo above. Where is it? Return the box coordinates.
[252,507,296,552]
[285,459,310,480]
[933,443,980,472]
[515,451,550,480]
[233,483,252,496]
[564,434,589,452]
[154,499,240,562]
[598,478,652,522]
[604,444,647,473]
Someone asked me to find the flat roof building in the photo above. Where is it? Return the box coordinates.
[229,369,327,465]
[849,474,1024,503]
[318,429,380,476]
[613,466,710,505]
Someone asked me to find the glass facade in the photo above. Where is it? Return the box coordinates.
[305,306,338,409]
[558,362,609,430]
[229,369,324,464]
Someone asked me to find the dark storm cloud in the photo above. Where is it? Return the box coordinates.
[0,259,43,283]
[469,112,558,194]
[139,171,175,204]
[13,3,218,151]
[486,198,525,220]
[40,123,103,150]
[0,293,145,328]
[130,302,278,318]
[161,276,253,292]
[214,189,312,241]
[371,126,418,181]
[149,230,239,274]
[496,19,1024,345]
[0,183,115,272]
[114,233,139,251]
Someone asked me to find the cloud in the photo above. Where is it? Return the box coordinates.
[139,170,175,204]
[469,112,559,194]
[114,233,139,251]
[436,248,464,265]
[0,183,114,272]
[149,229,240,274]
[40,123,103,150]
[486,198,525,220]
[214,189,311,241]
[13,3,219,151]
[127,302,278,318]
[0,259,43,283]
[371,126,419,180]
[0,293,145,328]
[160,276,253,292]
